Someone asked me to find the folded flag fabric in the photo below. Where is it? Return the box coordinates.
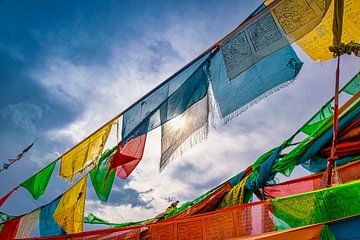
[272,180,360,230]
[115,134,147,179]
[53,176,87,234]
[60,122,112,182]
[20,161,56,200]
[160,93,209,171]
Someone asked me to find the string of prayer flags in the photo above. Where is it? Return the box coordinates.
[53,176,87,234]
[60,122,112,182]
[90,146,117,202]
[115,134,147,179]
[1,141,35,172]
[121,53,210,144]
[0,186,19,208]
[39,197,66,237]
[20,161,56,200]
[160,94,209,171]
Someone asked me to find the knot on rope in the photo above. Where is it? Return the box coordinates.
[329,41,360,57]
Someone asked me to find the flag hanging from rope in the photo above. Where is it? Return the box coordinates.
[15,209,39,239]
[59,122,112,182]
[1,141,35,172]
[115,134,147,179]
[0,217,20,240]
[39,197,65,237]
[160,94,209,171]
[53,176,87,234]
[121,53,210,144]
[0,186,19,208]
[90,146,117,202]
[20,161,56,200]
[297,0,360,61]
[210,45,303,119]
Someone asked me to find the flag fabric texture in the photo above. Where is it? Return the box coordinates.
[59,122,112,182]
[160,94,209,171]
[53,176,87,234]
[15,209,40,239]
[115,134,147,179]
[297,0,360,61]
[0,217,20,240]
[121,53,210,144]
[210,46,302,119]
[20,162,56,200]
[39,197,65,237]
[90,146,117,202]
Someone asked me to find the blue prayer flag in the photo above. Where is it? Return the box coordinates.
[122,53,210,143]
[39,197,65,237]
[209,45,302,119]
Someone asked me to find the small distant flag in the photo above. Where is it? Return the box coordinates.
[0,141,35,172]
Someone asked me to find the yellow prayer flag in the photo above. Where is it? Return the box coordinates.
[60,122,113,181]
[270,0,331,42]
[218,175,250,209]
[297,0,360,61]
[53,176,87,234]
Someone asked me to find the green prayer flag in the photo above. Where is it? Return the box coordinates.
[20,161,56,200]
[89,146,117,202]
[343,72,360,96]
[84,213,113,225]
[300,103,333,136]
[320,225,336,240]
[272,180,360,230]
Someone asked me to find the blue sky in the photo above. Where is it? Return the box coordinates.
[0,0,359,230]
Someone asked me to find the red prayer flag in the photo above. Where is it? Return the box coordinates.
[0,186,19,208]
[0,217,20,240]
[104,134,147,180]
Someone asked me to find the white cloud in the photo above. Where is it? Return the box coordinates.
[1,103,43,135]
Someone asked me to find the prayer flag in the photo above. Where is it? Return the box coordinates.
[53,176,87,234]
[20,161,56,200]
[39,197,65,237]
[160,94,209,171]
[122,53,210,143]
[60,122,112,182]
[115,134,147,179]
[90,147,117,202]
[15,209,39,239]
[297,0,360,61]
[210,45,302,119]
